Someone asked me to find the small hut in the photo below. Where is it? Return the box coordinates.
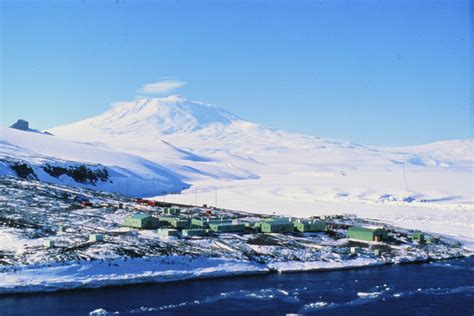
[43,240,55,248]
[89,234,104,242]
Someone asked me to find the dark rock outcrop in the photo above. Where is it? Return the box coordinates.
[9,119,53,135]
[10,119,30,131]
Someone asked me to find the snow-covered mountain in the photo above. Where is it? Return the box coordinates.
[49,95,472,187]
[50,95,239,138]
[50,96,263,182]
[4,95,473,241]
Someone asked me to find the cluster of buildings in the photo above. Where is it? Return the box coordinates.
[120,206,434,247]
[122,208,329,237]
[42,202,434,252]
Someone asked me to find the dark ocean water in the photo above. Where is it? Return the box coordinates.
[0,257,473,316]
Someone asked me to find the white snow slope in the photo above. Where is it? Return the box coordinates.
[0,127,189,197]
[38,95,474,242]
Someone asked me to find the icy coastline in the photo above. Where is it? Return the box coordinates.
[2,253,471,295]
[0,256,268,294]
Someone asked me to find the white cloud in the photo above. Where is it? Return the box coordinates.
[137,79,185,94]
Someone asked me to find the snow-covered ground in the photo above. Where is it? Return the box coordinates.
[46,96,473,243]
[0,176,470,294]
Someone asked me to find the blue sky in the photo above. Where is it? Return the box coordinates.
[1,0,471,145]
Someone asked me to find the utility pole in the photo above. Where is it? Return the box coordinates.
[194,189,197,206]
[215,188,218,208]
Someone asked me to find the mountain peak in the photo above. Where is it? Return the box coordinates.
[49,96,241,138]
[138,94,187,103]
[124,94,187,107]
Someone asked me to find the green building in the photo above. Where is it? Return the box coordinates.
[159,216,190,229]
[157,228,180,237]
[182,229,207,237]
[124,214,160,229]
[191,217,231,228]
[43,239,55,248]
[163,207,180,216]
[253,218,272,230]
[293,220,326,232]
[209,222,245,233]
[347,226,386,242]
[89,234,104,242]
[259,218,294,233]
[191,217,207,227]
[412,231,425,243]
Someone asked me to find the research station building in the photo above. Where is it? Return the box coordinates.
[347,226,386,242]
[124,214,160,229]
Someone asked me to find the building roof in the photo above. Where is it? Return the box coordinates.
[160,216,181,220]
[296,219,325,224]
[348,226,383,233]
[131,213,152,220]
[262,218,293,225]
[209,222,244,227]
[198,216,229,220]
